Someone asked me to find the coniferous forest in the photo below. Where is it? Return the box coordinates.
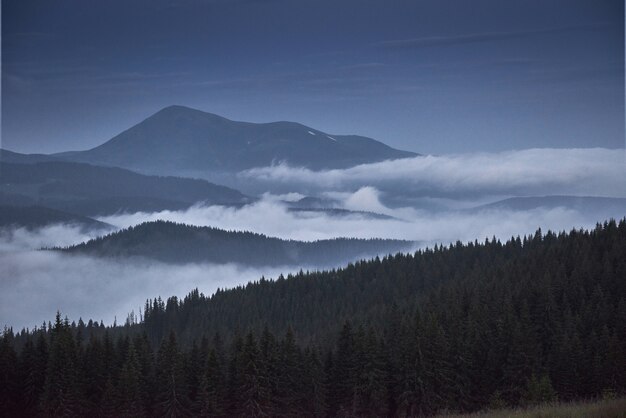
[1,220,625,417]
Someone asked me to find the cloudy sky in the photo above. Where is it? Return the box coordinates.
[2,0,624,154]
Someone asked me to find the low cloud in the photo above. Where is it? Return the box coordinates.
[3,147,624,330]
[0,203,602,330]
[0,201,606,331]
[239,148,626,199]
[0,224,106,252]
[98,194,599,244]
[0,250,295,331]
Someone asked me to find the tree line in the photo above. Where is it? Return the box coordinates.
[1,219,625,416]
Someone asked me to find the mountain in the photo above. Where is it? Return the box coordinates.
[285,195,396,219]
[56,105,417,175]
[287,207,396,220]
[0,205,111,230]
[62,220,416,266]
[0,149,58,164]
[0,161,249,217]
[474,195,626,219]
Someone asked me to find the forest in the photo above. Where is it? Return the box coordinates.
[1,219,625,417]
[61,220,415,267]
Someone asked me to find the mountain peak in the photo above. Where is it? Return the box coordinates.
[150,105,230,123]
[58,107,418,174]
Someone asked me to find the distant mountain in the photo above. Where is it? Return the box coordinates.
[0,149,57,164]
[287,207,396,220]
[0,205,111,230]
[55,105,417,175]
[285,196,396,219]
[62,220,416,267]
[0,161,249,217]
[474,195,626,219]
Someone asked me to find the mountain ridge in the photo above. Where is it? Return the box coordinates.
[52,105,417,175]
[0,161,250,217]
[61,220,416,267]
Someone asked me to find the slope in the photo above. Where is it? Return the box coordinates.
[61,220,416,266]
[56,105,417,175]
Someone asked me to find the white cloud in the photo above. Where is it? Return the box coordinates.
[342,186,390,214]
[240,148,626,198]
[3,148,624,330]
[0,251,295,331]
[0,224,107,252]
[97,193,598,244]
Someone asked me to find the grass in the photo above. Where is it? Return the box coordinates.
[436,397,626,418]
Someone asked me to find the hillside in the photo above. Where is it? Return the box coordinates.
[3,219,624,417]
[474,195,626,219]
[55,105,417,175]
[61,220,416,267]
[0,205,111,230]
[0,149,57,164]
[0,161,249,216]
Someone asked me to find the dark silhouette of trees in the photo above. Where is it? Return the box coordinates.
[2,220,625,416]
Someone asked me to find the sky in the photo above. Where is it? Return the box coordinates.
[1,0,624,154]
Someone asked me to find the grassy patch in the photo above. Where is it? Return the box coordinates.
[437,397,626,418]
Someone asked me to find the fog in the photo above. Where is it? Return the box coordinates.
[0,250,295,331]
[0,203,601,330]
[98,194,597,244]
[240,148,626,198]
[2,147,624,330]
[0,224,107,252]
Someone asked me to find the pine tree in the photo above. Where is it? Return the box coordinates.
[117,343,146,417]
[155,331,191,417]
[41,314,83,417]
[198,348,226,417]
[0,330,19,416]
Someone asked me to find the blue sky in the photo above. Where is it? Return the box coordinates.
[2,0,623,154]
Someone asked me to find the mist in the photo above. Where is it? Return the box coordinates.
[2,147,624,331]
[239,148,626,198]
[0,201,602,331]
[0,224,107,252]
[0,250,296,331]
[97,192,606,243]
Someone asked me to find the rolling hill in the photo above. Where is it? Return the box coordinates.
[0,205,112,230]
[0,161,249,217]
[61,220,416,266]
[473,195,626,219]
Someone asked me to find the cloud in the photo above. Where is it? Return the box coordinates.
[0,193,614,331]
[342,186,389,214]
[0,224,107,252]
[3,148,624,330]
[373,23,612,50]
[239,148,626,199]
[96,192,599,244]
[0,251,295,331]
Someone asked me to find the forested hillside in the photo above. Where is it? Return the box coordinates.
[1,220,625,417]
[0,161,248,217]
[61,220,415,267]
[0,205,111,230]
